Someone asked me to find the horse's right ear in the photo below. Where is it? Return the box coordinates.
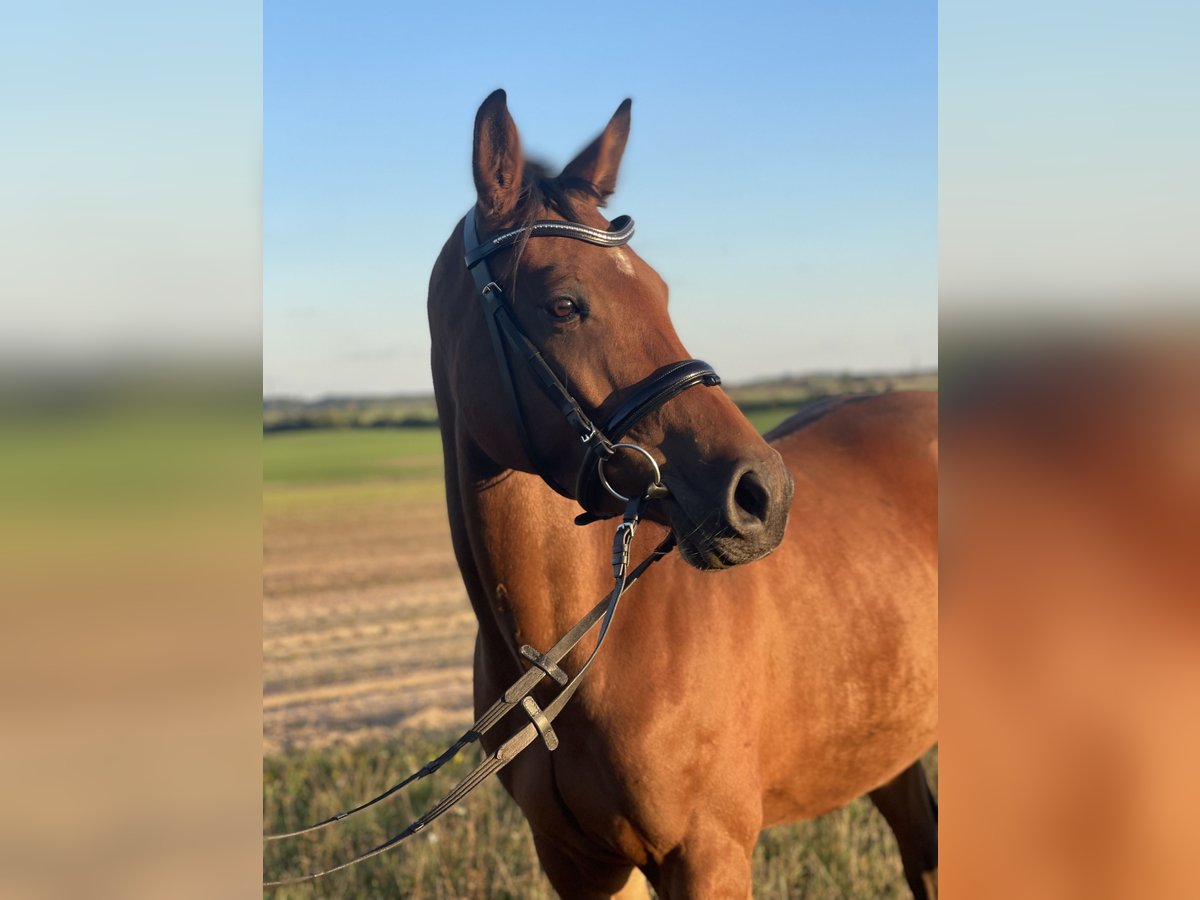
[473,89,524,222]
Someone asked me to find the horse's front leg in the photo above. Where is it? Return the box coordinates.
[869,758,939,899]
[655,818,757,900]
[529,827,652,900]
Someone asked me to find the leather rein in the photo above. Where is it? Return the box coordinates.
[263,209,721,887]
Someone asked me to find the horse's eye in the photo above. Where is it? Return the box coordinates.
[550,297,578,319]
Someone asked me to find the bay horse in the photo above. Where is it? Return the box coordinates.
[428,90,938,899]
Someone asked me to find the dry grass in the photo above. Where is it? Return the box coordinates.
[263,734,935,898]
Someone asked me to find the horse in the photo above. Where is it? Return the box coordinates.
[427,90,938,899]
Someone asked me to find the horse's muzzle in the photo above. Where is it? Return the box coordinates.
[668,450,794,570]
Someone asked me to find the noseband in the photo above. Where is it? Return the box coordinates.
[462,209,721,518]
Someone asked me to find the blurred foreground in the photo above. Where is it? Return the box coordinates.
[1,368,263,899]
[941,327,1200,898]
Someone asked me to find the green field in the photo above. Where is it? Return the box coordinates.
[264,428,445,484]
[264,411,794,490]
[263,404,802,484]
[263,371,938,433]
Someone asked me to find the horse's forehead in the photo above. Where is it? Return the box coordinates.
[525,238,641,284]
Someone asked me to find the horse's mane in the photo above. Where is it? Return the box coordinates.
[515,160,605,223]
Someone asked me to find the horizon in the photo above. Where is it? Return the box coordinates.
[263,364,939,404]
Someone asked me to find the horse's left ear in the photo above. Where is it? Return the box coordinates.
[560,99,632,204]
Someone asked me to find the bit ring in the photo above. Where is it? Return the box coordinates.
[596,443,663,502]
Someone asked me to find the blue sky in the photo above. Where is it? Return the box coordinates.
[264,1,936,397]
[2,2,260,363]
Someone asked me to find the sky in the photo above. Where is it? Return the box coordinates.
[940,0,1200,313]
[2,1,261,365]
[264,1,936,398]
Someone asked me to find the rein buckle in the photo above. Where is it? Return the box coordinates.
[612,520,637,579]
[519,644,569,686]
[521,696,559,752]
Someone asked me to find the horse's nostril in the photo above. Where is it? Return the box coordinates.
[732,469,771,526]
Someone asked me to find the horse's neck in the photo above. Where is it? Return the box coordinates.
[441,424,609,666]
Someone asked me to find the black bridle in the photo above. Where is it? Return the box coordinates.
[462,208,721,517]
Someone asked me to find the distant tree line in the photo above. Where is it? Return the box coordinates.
[263,371,937,433]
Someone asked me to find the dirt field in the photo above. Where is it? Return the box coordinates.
[263,431,470,755]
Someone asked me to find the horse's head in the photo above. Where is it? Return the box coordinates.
[429,91,794,570]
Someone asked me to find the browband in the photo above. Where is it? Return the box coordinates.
[465,215,635,268]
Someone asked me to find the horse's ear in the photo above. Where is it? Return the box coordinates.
[560,98,632,204]
[473,89,525,222]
